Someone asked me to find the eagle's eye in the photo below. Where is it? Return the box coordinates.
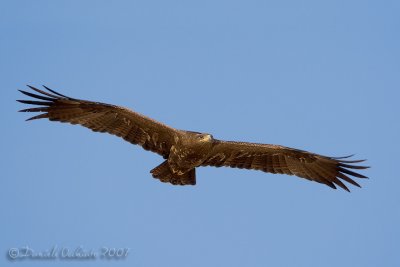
[198,134,212,141]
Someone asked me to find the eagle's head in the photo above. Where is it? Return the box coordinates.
[180,131,214,146]
[197,133,213,142]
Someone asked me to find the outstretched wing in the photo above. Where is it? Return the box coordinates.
[18,85,178,158]
[202,140,368,191]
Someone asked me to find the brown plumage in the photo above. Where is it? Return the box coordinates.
[18,85,369,191]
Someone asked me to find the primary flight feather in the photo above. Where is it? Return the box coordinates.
[18,85,368,191]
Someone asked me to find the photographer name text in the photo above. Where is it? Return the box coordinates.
[8,245,130,260]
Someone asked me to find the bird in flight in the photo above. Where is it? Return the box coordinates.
[18,85,368,191]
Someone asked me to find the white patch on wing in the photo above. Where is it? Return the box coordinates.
[208,152,226,162]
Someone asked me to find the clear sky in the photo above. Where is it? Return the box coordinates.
[1,0,399,266]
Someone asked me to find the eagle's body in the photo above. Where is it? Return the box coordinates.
[151,132,214,185]
[18,86,368,191]
[169,132,213,172]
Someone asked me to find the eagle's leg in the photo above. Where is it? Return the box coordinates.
[150,160,196,185]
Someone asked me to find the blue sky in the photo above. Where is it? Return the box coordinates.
[1,0,399,266]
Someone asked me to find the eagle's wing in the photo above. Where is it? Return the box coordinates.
[18,85,178,158]
[202,140,368,191]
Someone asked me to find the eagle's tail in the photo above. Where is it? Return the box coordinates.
[150,161,196,185]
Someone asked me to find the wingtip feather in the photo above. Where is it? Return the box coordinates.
[338,167,368,179]
[42,85,68,98]
[25,113,48,121]
[25,85,61,99]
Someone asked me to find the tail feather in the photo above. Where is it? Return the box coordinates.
[150,161,196,185]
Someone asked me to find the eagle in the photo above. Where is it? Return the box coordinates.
[18,85,368,191]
